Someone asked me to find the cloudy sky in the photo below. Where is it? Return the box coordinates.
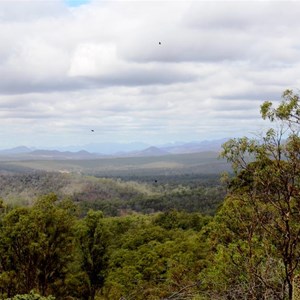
[0,0,299,149]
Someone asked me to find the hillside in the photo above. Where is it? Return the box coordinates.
[0,171,225,216]
[0,151,231,176]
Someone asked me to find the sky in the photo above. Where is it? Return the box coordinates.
[0,0,299,149]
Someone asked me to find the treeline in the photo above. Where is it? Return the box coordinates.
[0,194,211,299]
[0,172,225,216]
[0,186,295,299]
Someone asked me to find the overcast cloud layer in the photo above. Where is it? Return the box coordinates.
[0,0,299,149]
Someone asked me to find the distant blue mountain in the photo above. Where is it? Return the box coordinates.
[160,138,228,154]
[0,138,230,159]
[58,142,150,154]
[28,149,100,160]
[122,146,170,157]
[0,146,33,154]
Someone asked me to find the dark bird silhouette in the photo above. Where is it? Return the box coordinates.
[159,42,161,45]
[91,129,94,132]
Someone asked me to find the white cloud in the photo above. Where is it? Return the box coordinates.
[0,0,299,148]
[69,43,121,76]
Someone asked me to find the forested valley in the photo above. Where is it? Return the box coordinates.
[3,90,300,299]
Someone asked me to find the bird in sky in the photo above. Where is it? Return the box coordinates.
[91,129,94,132]
[159,42,161,45]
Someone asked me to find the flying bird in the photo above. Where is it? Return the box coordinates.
[91,129,94,132]
[159,42,161,45]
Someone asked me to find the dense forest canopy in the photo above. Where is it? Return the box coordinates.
[2,90,300,299]
[0,172,225,217]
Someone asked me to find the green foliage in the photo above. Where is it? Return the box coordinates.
[200,196,284,299]
[0,194,77,298]
[5,290,55,299]
[153,210,210,231]
[103,214,205,299]
[0,172,225,217]
[214,89,300,299]
[0,200,212,299]
[261,89,300,124]
[128,185,225,216]
[76,210,112,300]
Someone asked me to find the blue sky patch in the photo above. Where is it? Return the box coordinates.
[65,0,90,7]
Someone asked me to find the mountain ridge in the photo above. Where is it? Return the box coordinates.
[0,138,229,160]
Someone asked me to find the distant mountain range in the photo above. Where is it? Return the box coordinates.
[0,138,229,160]
[160,139,228,154]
